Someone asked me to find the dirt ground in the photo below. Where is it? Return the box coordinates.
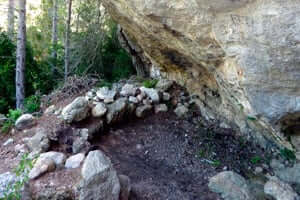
[95,111,272,200]
[0,109,274,200]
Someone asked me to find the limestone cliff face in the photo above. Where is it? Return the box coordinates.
[102,0,300,149]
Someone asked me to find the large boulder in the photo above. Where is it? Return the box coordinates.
[274,163,300,185]
[62,97,90,123]
[39,151,66,168]
[102,0,300,148]
[29,157,56,180]
[65,153,85,169]
[78,150,120,200]
[15,114,35,130]
[208,171,254,200]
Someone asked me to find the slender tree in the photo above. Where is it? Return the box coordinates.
[64,0,72,82]
[16,0,26,109]
[51,0,58,74]
[7,0,15,39]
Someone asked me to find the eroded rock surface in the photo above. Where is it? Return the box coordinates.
[102,0,300,149]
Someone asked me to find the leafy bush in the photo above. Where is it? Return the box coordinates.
[0,32,54,114]
[1,109,22,134]
[280,148,296,161]
[3,153,34,200]
[24,95,40,113]
[250,156,262,164]
[143,79,158,88]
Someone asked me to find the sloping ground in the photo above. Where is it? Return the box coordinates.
[95,112,272,200]
[0,110,275,199]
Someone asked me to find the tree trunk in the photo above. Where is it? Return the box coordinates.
[7,0,15,39]
[64,0,72,82]
[16,0,26,110]
[51,0,58,74]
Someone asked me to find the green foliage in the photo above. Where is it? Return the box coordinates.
[211,160,221,167]
[1,109,22,134]
[24,95,40,113]
[0,32,54,114]
[250,156,262,164]
[280,148,296,161]
[143,79,159,88]
[247,116,257,121]
[3,153,34,200]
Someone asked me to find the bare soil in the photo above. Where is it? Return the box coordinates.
[0,109,273,200]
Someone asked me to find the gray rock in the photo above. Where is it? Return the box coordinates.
[270,159,285,170]
[92,102,107,118]
[162,92,171,101]
[140,87,160,103]
[25,128,50,153]
[120,84,137,96]
[65,153,85,169]
[73,137,89,154]
[174,105,189,118]
[136,105,152,118]
[275,163,300,185]
[44,105,56,115]
[119,175,131,200]
[156,79,173,92]
[264,177,299,200]
[39,151,66,168]
[129,96,138,104]
[0,114,7,126]
[62,97,90,123]
[78,150,120,200]
[15,114,35,130]
[154,104,168,114]
[96,87,117,103]
[208,171,253,200]
[3,138,14,146]
[29,157,56,180]
[15,144,28,154]
[0,172,17,198]
[106,98,127,124]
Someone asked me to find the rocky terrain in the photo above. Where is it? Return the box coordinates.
[0,77,299,199]
[102,0,300,154]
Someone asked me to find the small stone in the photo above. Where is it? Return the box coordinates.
[208,171,253,200]
[142,99,152,105]
[15,114,35,130]
[154,104,168,114]
[73,137,89,154]
[129,96,138,104]
[136,105,152,118]
[3,138,14,146]
[137,92,146,102]
[92,103,107,118]
[106,98,128,124]
[25,128,50,153]
[15,144,27,154]
[140,87,160,103]
[96,87,116,103]
[29,157,56,180]
[65,153,85,169]
[174,105,189,118]
[162,92,171,101]
[45,105,56,115]
[39,151,66,168]
[270,159,285,170]
[120,84,137,96]
[254,167,263,174]
[264,177,299,200]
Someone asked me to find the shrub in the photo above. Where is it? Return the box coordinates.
[1,109,22,134]
[24,95,40,113]
[3,153,34,200]
[250,156,262,164]
[143,79,158,88]
[280,148,296,161]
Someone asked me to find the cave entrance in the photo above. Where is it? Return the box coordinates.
[278,113,300,151]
